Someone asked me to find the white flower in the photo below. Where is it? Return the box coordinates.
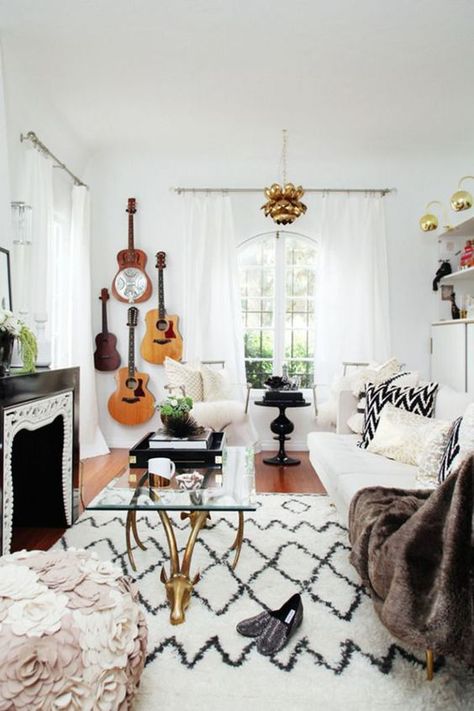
[0,564,45,600]
[92,668,127,711]
[5,590,68,637]
[79,557,121,585]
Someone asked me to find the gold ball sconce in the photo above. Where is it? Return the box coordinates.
[450,176,474,212]
[419,200,451,232]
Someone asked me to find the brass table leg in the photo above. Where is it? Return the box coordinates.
[229,511,244,570]
[159,508,209,625]
[426,648,434,681]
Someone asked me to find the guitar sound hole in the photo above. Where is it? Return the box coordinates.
[126,377,138,390]
[157,319,168,332]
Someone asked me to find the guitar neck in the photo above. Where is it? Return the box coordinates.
[128,212,135,251]
[101,299,109,334]
[128,325,135,376]
[158,269,166,319]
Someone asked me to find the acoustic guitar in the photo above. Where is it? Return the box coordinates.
[94,288,121,371]
[108,306,156,425]
[112,198,152,304]
[140,251,183,364]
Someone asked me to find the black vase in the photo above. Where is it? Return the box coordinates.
[0,331,15,376]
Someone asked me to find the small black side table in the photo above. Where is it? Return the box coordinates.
[255,399,310,466]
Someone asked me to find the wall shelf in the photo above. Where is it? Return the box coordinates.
[438,216,474,239]
[440,266,474,283]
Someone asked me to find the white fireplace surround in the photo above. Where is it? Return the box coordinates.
[2,390,73,554]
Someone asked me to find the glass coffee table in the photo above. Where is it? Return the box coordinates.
[87,447,256,625]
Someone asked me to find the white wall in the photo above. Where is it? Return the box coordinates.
[86,146,471,449]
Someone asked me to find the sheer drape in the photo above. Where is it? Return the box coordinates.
[0,49,11,254]
[315,194,391,383]
[53,185,108,458]
[182,193,246,390]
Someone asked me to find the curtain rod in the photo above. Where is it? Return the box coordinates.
[20,131,88,188]
[172,186,394,196]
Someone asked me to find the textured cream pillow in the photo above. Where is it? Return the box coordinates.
[164,358,204,402]
[367,404,450,466]
[417,422,453,487]
[201,364,233,401]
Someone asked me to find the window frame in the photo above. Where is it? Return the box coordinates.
[238,229,317,391]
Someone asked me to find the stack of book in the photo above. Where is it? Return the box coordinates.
[148,427,214,450]
[263,390,303,402]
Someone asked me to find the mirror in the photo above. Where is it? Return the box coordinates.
[0,247,12,310]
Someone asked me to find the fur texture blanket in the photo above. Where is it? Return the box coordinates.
[349,455,474,665]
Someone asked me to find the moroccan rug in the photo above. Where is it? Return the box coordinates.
[57,494,474,711]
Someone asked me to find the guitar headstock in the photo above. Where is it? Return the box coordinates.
[156,251,166,270]
[127,306,139,328]
[99,287,110,302]
[126,198,137,214]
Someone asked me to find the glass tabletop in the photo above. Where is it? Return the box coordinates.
[86,446,256,512]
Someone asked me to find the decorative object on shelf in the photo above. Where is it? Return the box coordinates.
[433,260,452,291]
[441,284,454,301]
[94,287,121,371]
[33,312,51,367]
[0,308,37,375]
[460,240,474,269]
[450,292,461,320]
[419,200,452,232]
[0,247,12,310]
[261,129,307,225]
[140,251,183,364]
[158,395,203,438]
[450,176,474,212]
[107,306,155,425]
[112,198,152,304]
[11,201,32,244]
[264,373,300,391]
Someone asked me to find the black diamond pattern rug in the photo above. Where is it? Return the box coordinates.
[57,494,474,710]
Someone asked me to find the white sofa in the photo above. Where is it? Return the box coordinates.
[307,385,473,521]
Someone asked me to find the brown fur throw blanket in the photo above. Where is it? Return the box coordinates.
[349,454,474,665]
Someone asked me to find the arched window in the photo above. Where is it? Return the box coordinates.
[238,230,317,388]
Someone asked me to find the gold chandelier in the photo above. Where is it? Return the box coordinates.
[261,130,307,225]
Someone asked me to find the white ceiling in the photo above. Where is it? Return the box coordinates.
[0,0,473,160]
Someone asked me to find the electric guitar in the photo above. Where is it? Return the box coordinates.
[112,198,152,303]
[108,307,156,425]
[94,288,121,371]
[140,251,183,364]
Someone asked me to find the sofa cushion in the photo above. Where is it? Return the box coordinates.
[434,385,473,420]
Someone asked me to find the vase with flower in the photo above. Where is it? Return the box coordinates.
[157,395,204,438]
[0,309,38,376]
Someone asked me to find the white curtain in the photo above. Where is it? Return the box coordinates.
[52,185,109,458]
[12,146,53,321]
[0,48,11,253]
[316,193,391,383]
[182,193,246,390]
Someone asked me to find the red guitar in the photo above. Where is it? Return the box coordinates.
[140,251,183,364]
[112,198,152,304]
[94,288,121,371]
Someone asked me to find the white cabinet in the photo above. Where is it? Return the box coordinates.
[431,322,467,392]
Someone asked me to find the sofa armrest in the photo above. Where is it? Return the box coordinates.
[336,389,358,434]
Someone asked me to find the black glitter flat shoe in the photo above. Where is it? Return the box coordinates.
[236,610,272,638]
[256,593,303,656]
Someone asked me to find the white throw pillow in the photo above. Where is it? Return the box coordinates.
[449,402,474,471]
[164,357,204,402]
[367,404,450,466]
[201,364,233,401]
[417,422,453,487]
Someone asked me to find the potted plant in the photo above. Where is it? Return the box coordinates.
[157,395,203,438]
[0,309,38,375]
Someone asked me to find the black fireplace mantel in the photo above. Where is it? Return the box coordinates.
[0,367,80,553]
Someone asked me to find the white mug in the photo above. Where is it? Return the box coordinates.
[148,457,176,487]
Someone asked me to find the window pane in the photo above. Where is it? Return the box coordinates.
[287,359,314,388]
[286,237,317,267]
[245,359,273,388]
[244,330,274,359]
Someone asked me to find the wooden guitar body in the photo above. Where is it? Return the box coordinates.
[107,367,155,425]
[140,251,184,364]
[94,332,121,371]
[141,310,183,364]
[112,198,152,304]
[94,288,121,371]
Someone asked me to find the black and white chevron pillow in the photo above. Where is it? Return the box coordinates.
[357,381,439,449]
[438,416,462,483]
[356,371,419,419]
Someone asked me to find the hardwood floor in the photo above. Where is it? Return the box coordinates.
[11,449,325,552]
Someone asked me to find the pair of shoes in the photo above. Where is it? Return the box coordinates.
[236,593,303,656]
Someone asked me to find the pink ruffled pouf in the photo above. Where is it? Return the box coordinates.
[0,548,148,710]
